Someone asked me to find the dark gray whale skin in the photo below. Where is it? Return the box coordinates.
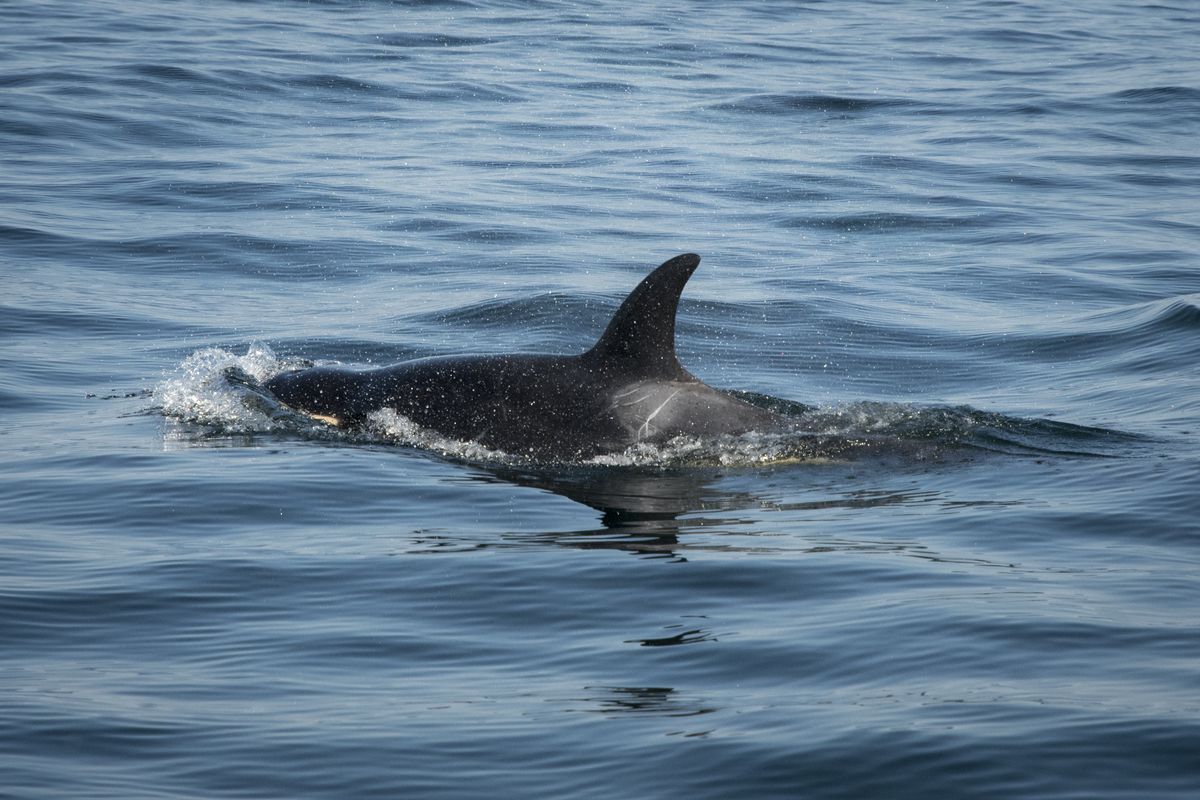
[264,253,786,460]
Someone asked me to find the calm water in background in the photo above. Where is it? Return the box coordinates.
[3,1,1199,797]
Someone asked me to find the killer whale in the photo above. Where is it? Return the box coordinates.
[265,253,788,459]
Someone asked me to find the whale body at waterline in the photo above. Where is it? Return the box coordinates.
[264,254,789,460]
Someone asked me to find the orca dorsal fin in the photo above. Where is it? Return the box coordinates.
[582,253,700,379]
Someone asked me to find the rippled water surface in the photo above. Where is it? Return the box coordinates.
[3,1,1199,798]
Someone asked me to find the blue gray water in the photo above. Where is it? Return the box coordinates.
[3,1,1199,797]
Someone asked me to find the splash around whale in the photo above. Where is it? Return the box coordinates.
[264,254,791,460]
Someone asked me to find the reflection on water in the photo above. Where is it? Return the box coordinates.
[453,463,947,559]
[436,463,1043,575]
[625,621,718,647]
[483,465,743,528]
[572,685,718,721]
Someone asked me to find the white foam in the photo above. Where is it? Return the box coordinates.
[589,431,843,468]
[366,408,513,463]
[154,342,300,432]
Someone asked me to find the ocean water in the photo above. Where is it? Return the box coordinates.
[3,0,1199,797]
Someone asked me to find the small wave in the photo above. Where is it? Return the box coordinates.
[0,115,52,141]
[435,225,550,244]
[712,180,836,205]
[0,69,94,89]
[1110,86,1200,105]
[1088,295,1200,335]
[368,33,494,48]
[55,232,385,280]
[779,211,1006,233]
[853,154,965,173]
[709,93,918,116]
[0,223,73,246]
[408,294,606,345]
[290,73,394,96]
[122,63,212,85]
[289,74,523,104]
[785,401,1128,454]
[999,295,1200,361]
[969,27,1073,45]
[570,81,638,93]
